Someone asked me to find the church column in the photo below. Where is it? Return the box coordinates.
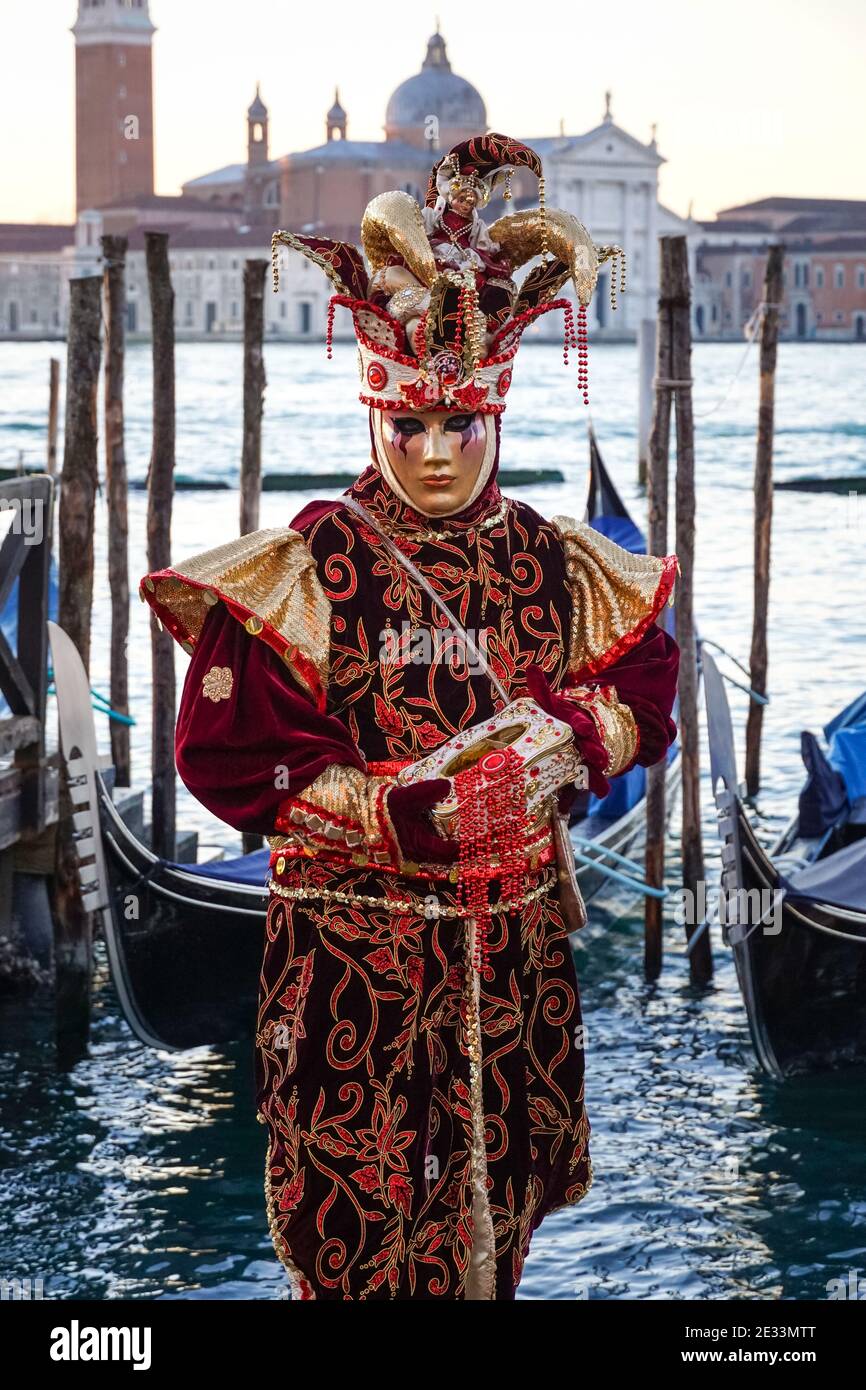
[620,178,633,338]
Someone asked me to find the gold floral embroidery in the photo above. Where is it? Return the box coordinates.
[202,664,233,703]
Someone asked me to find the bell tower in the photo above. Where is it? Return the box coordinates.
[247,85,269,165]
[326,89,347,142]
[72,0,156,214]
[244,85,271,217]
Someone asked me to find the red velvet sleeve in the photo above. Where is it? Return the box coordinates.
[174,602,365,836]
[572,623,680,773]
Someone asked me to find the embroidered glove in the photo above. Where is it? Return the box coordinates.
[524,664,613,801]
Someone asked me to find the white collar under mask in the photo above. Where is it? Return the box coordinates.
[370,411,498,518]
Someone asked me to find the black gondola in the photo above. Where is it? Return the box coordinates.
[703,650,866,1078]
[50,428,680,1052]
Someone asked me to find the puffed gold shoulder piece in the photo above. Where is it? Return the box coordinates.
[141,527,331,706]
[551,515,678,677]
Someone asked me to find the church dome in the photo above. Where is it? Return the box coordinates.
[385,31,487,148]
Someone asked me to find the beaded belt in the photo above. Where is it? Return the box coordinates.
[266,868,556,920]
[269,830,555,883]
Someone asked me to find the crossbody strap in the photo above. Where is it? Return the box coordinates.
[341,495,510,704]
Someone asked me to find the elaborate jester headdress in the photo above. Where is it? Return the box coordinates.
[271,132,625,411]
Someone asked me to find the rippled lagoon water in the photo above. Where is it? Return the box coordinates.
[0,339,863,1299]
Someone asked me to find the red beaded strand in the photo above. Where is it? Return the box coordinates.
[454,746,530,974]
[455,763,488,971]
[454,285,465,354]
[326,297,336,360]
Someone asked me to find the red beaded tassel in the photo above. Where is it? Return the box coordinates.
[454,746,530,974]
[577,301,589,405]
[454,284,465,354]
[326,297,336,360]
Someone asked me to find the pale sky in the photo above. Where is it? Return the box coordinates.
[2,0,864,225]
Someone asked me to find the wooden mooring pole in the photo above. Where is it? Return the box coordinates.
[668,236,711,985]
[240,259,267,537]
[745,244,784,797]
[644,241,674,979]
[145,232,176,859]
[53,274,102,1065]
[47,357,60,476]
[645,237,711,984]
[240,259,268,856]
[103,234,131,787]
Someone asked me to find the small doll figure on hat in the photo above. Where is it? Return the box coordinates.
[369,143,520,355]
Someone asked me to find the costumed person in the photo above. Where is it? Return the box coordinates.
[139,133,679,1301]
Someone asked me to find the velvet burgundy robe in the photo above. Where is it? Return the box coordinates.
[165,464,679,1300]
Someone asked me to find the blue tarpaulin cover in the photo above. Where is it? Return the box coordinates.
[588,512,646,556]
[0,558,59,715]
[828,723,866,803]
[783,835,866,913]
[168,847,271,886]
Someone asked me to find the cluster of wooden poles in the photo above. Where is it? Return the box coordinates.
[59,232,270,860]
[643,234,784,985]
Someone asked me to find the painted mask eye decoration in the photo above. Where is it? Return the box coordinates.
[373,410,496,517]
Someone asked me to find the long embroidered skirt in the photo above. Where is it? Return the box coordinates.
[255,860,593,1300]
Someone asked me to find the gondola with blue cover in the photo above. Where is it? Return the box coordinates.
[704,651,866,1077]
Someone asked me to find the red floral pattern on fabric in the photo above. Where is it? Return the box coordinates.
[248,466,676,1299]
[298,474,572,764]
[257,863,591,1299]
